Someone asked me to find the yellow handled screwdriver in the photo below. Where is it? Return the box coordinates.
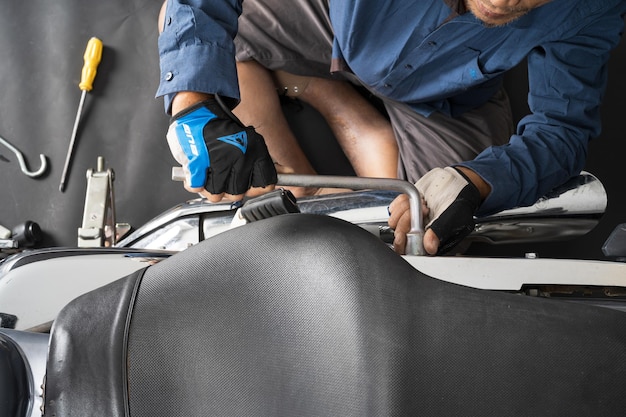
[59,37,103,192]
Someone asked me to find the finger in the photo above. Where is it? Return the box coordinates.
[423,228,441,256]
[396,210,412,236]
[198,189,228,203]
[391,210,412,255]
[251,158,279,189]
[388,193,408,212]
[245,184,276,199]
[388,194,409,229]
[393,229,407,255]
[219,193,245,203]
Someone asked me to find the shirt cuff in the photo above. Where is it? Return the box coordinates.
[156,42,240,114]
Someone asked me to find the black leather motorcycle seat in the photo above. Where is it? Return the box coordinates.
[45,214,626,417]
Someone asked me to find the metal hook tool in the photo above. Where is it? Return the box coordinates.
[0,134,47,178]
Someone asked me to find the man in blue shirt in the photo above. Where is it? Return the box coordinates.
[158,0,626,255]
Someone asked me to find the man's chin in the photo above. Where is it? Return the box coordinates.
[466,0,529,27]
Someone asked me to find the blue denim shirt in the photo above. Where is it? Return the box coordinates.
[157,0,626,215]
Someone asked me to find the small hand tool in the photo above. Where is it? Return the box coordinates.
[0,134,47,177]
[59,37,103,192]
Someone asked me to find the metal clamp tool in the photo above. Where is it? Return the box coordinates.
[78,157,130,247]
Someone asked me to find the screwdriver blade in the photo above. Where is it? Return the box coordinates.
[59,90,86,192]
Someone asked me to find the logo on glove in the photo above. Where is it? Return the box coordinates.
[218,131,248,154]
[182,124,200,157]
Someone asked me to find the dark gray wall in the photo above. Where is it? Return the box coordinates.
[0,0,185,249]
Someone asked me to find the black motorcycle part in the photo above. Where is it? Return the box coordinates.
[0,333,28,417]
[240,188,299,222]
[602,223,626,260]
[11,221,42,248]
[0,313,17,329]
[45,214,626,417]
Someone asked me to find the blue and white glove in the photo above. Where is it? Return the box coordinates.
[166,99,277,196]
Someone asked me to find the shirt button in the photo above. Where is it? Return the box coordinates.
[167,16,172,25]
[428,41,437,47]
[384,83,391,88]
[405,64,414,70]
[165,71,174,81]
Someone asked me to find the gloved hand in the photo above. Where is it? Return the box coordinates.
[388,167,481,255]
[166,99,277,201]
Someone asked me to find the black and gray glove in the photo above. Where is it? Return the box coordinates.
[166,99,277,195]
[415,166,481,254]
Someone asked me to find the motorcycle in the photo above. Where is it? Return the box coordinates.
[2,173,626,416]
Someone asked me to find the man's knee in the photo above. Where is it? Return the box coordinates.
[272,70,312,97]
